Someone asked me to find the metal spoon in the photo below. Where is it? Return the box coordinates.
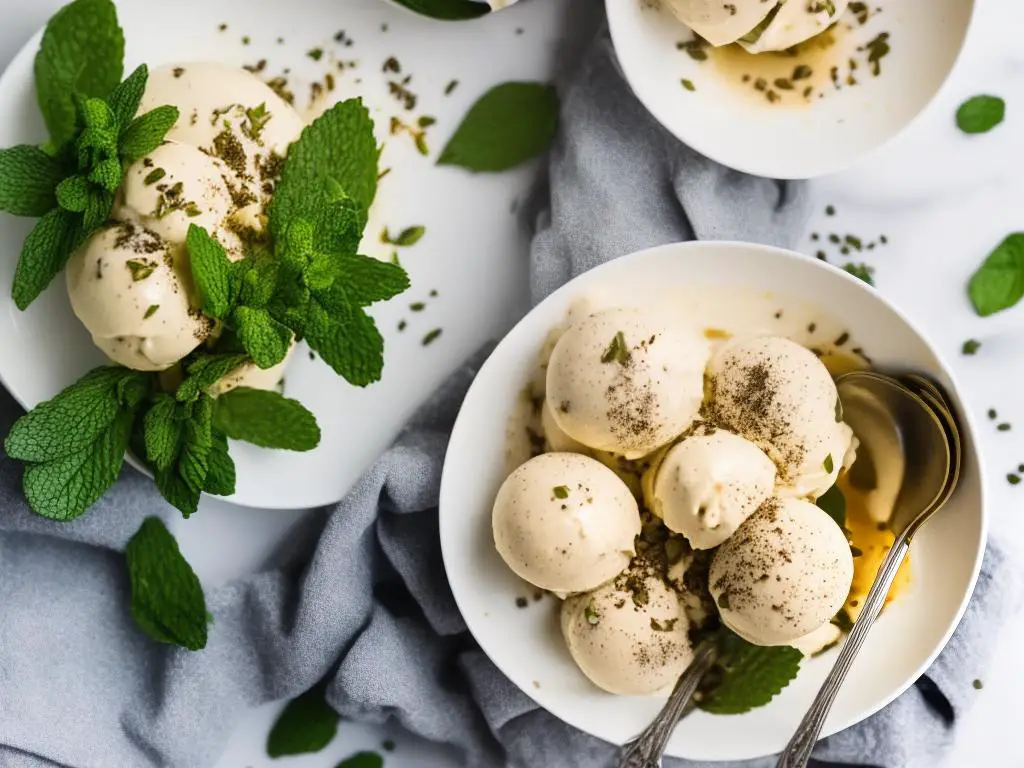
[776,371,962,768]
[617,641,719,768]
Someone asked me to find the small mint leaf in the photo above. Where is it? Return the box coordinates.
[332,253,409,306]
[55,174,90,212]
[266,684,340,758]
[438,82,558,172]
[213,387,320,451]
[108,64,148,133]
[956,95,1005,135]
[234,306,292,369]
[178,396,213,502]
[34,0,125,146]
[303,253,337,292]
[87,157,123,192]
[305,304,383,387]
[143,394,182,472]
[697,632,802,714]
[388,0,489,20]
[22,408,133,521]
[120,105,180,165]
[816,483,846,527]
[185,224,233,319]
[203,430,236,496]
[0,145,65,216]
[125,516,208,650]
[12,208,83,310]
[82,188,114,233]
[968,234,1024,317]
[155,466,200,518]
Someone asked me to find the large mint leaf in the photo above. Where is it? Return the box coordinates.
[213,388,320,451]
[0,145,66,216]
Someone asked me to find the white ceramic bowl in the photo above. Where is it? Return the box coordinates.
[606,0,975,179]
[439,241,986,761]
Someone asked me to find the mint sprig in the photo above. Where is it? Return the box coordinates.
[125,516,208,651]
[438,82,559,172]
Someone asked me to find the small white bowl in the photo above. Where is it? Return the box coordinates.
[439,241,986,762]
[606,0,975,179]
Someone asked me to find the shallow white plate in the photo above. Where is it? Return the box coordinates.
[0,0,570,509]
[439,241,987,761]
[606,0,975,179]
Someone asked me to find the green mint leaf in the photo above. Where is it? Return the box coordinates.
[237,253,280,309]
[968,234,1024,317]
[186,224,233,319]
[381,225,425,247]
[962,338,981,355]
[328,253,409,307]
[12,208,83,310]
[303,253,338,292]
[155,466,200,518]
[337,752,384,768]
[55,174,90,212]
[213,388,320,451]
[388,0,489,20]
[0,145,65,216]
[143,394,182,472]
[203,431,236,496]
[82,188,114,233]
[816,483,846,527]
[307,279,353,326]
[438,82,558,172]
[4,366,129,462]
[823,453,834,473]
[178,396,214,500]
[176,353,248,402]
[697,632,802,714]
[956,95,1005,135]
[269,99,378,236]
[266,684,340,758]
[34,0,124,147]
[117,372,151,408]
[125,516,208,651]
[108,64,148,133]
[234,306,292,369]
[311,196,362,255]
[87,157,122,192]
[119,105,179,165]
[22,408,132,520]
[305,304,384,387]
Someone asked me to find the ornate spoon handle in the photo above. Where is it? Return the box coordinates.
[617,641,719,768]
[776,531,912,768]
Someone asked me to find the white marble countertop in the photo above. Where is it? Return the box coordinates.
[2,0,1022,766]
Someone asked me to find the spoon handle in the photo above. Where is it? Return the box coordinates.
[776,531,912,768]
[617,641,719,768]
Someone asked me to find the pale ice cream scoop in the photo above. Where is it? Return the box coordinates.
[664,0,777,47]
[492,452,641,594]
[665,0,847,52]
[561,564,693,695]
[710,497,853,646]
[65,223,212,371]
[707,336,854,499]
[652,428,776,549]
[545,308,709,459]
[208,342,297,397]
[738,0,849,54]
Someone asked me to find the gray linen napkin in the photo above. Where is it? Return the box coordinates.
[0,23,1016,768]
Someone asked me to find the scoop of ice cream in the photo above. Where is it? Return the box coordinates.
[710,497,853,646]
[65,224,211,371]
[541,398,590,454]
[562,565,693,695]
[664,0,776,47]
[492,452,641,594]
[545,308,709,459]
[118,141,244,259]
[707,336,854,499]
[652,428,776,549]
[738,0,850,54]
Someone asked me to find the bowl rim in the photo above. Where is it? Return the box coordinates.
[603,0,979,180]
[439,239,989,757]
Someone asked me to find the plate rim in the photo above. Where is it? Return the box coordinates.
[439,238,989,760]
